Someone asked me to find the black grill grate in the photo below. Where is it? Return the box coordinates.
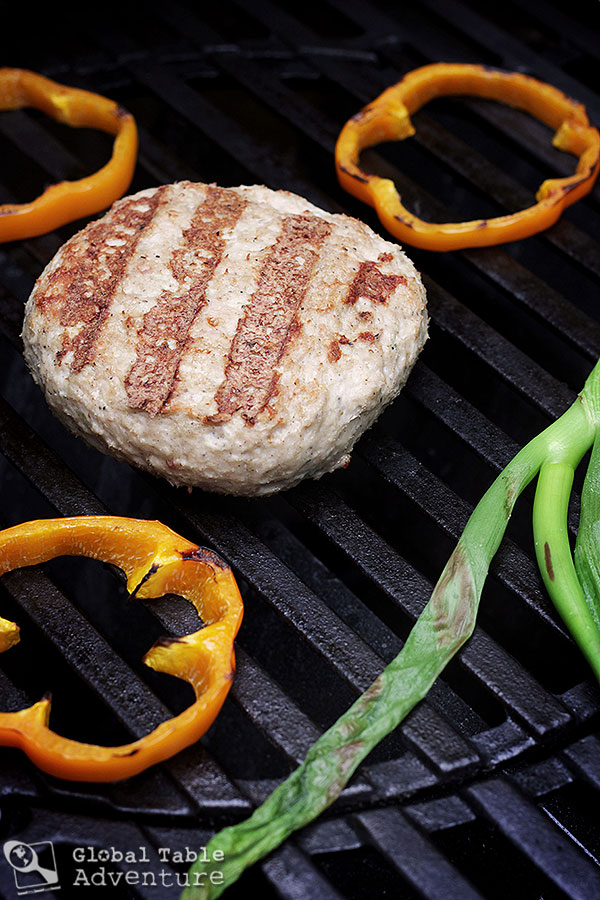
[1,1,600,898]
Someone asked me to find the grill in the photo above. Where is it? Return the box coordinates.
[1,1,599,897]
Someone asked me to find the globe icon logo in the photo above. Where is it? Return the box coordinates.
[3,839,60,891]
[8,843,34,869]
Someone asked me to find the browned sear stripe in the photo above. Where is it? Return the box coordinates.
[41,188,167,372]
[125,187,247,416]
[209,214,331,425]
[345,260,406,306]
[328,339,342,363]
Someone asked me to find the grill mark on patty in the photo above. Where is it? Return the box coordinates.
[328,339,342,363]
[41,188,167,372]
[208,214,331,425]
[345,260,406,306]
[124,186,247,416]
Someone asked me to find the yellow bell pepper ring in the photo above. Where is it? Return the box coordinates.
[335,63,600,251]
[0,68,138,242]
[0,516,243,782]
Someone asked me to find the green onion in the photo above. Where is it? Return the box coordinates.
[574,432,600,638]
[182,358,600,900]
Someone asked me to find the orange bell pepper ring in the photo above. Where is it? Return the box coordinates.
[0,517,243,782]
[335,63,600,251]
[0,68,138,242]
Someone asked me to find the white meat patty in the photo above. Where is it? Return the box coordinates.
[22,181,428,496]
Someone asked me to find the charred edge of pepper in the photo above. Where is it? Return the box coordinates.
[350,107,373,123]
[479,64,512,75]
[552,176,590,199]
[130,563,159,599]
[41,692,52,703]
[544,542,555,581]
[477,64,575,104]
[114,747,140,757]
[180,547,229,570]
[153,635,186,648]
[394,215,414,228]
[337,164,370,185]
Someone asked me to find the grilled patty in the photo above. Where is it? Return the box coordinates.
[22,182,428,496]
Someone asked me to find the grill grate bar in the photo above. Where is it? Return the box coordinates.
[511,756,574,799]
[353,806,485,900]
[425,277,575,418]
[519,0,600,60]
[261,843,345,900]
[124,59,337,209]
[0,393,106,517]
[466,776,600,899]
[406,363,519,470]
[154,594,327,771]
[297,818,363,856]
[226,648,322,766]
[405,794,477,833]
[562,735,600,792]
[0,109,88,185]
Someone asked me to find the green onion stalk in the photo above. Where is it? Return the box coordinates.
[182,358,600,900]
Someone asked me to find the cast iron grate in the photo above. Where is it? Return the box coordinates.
[0,1,599,897]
